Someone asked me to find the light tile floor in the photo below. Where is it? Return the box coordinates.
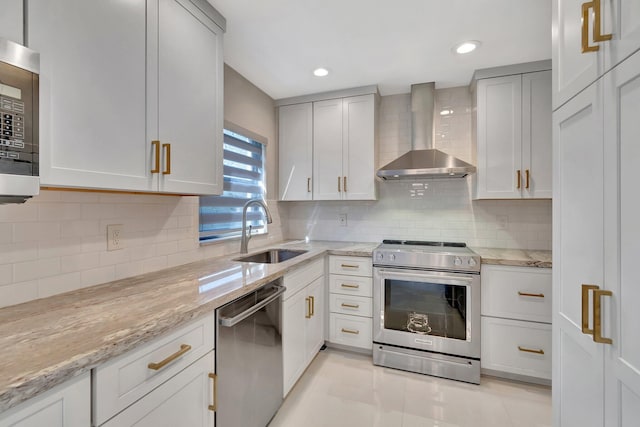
[269,348,551,427]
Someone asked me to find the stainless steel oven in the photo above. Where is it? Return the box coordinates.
[372,240,481,384]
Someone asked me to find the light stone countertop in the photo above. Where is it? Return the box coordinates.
[0,240,377,413]
[471,247,552,268]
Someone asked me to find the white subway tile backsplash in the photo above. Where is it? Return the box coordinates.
[0,264,12,286]
[81,266,116,288]
[14,257,61,283]
[0,280,38,306]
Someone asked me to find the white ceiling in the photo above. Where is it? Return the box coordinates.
[207,0,552,100]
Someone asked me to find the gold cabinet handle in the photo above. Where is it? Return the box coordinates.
[341,303,359,309]
[582,1,600,53]
[593,289,613,344]
[518,291,545,298]
[341,328,360,335]
[516,170,521,189]
[518,346,545,355]
[151,140,160,173]
[343,176,347,192]
[581,284,600,335]
[147,344,191,370]
[208,373,217,411]
[307,177,311,193]
[592,0,613,43]
[305,297,311,319]
[338,176,341,192]
[341,263,359,269]
[341,283,360,289]
[525,169,530,189]
[162,143,171,174]
[310,295,315,317]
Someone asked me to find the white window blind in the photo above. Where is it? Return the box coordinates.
[199,129,266,242]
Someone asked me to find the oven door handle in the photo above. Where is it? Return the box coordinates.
[375,269,473,286]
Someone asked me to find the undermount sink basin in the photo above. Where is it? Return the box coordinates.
[234,249,308,264]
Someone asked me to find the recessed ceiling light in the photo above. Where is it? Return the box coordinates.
[453,41,481,55]
[313,68,329,77]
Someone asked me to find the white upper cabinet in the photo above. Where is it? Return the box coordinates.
[0,0,23,44]
[553,0,640,109]
[278,87,378,201]
[473,67,552,200]
[29,0,224,195]
[278,103,313,201]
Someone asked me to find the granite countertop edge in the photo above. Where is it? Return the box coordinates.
[470,247,552,268]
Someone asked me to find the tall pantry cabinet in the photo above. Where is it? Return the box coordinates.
[552,0,640,425]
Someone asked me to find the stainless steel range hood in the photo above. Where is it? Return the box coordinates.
[377,83,476,180]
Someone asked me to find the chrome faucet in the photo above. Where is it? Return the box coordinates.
[240,199,273,254]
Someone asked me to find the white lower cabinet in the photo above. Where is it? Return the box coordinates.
[0,373,90,427]
[282,260,325,397]
[328,255,373,351]
[480,265,552,383]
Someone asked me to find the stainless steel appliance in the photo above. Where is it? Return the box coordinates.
[0,38,39,203]
[216,281,285,427]
[373,240,481,384]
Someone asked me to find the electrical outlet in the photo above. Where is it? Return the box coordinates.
[107,224,124,251]
[339,213,348,227]
[496,215,509,230]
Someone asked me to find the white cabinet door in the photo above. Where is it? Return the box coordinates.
[313,98,343,200]
[103,351,215,427]
[342,94,375,200]
[30,0,154,192]
[0,373,90,427]
[156,0,223,195]
[602,0,640,75]
[0,0,23,45]
[553,82,605,427]
[476,75,523,199]
[522,70,552,199]
[278,103,313,201]
[305,276,325,363]
[552,0,602,109]
[603,50,640,427]
[282,288,307,397]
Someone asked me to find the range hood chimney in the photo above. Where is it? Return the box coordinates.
[376,83,476,180]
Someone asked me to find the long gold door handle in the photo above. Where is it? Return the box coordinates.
[341,283,360,289]
[518,291,545,298]
[208,373,217,411]
[582,284,600,335]
[147,344,192,370]
[516,170,521,189]
[592,0,612,43]
[151,140,160,173]
[307,177,311,193]
[305,297,311,319]
[162,143,171,174]
[525,169,530,189]
[593,289,613,344]
[341,328,360,335]
[338,176,341,192]
[341,303,360,309]
[309,295,315,317]
[582,2,600,53]
[343,176,347,192]
[518,346,545,355]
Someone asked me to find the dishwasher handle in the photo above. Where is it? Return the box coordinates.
[218,284,286,327]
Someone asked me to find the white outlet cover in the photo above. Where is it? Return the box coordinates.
[339,214,348,227]
[107,224,124,251]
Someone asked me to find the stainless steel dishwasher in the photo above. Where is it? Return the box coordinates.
[216,281,285,427]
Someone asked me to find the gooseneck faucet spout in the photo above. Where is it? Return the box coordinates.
[240,199,273,254]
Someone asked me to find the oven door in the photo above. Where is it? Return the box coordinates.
[373,267,480,359]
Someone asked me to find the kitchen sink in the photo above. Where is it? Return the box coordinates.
[234,249,308,264]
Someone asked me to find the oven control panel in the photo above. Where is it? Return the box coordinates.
[373,247,481,273]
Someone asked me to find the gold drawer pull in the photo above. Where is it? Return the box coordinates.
[341,283,360,289]
[338,176,341,192]
[208,373,217,411]
[518,291,545,298]
[305,297,311,319]
[341,328,360,335]
[162,143,171,174]
[343,176,347,192]
[341,264,359,268]
[581,1,600,53]
[307,177,311,193]
[341,303,360,309]
[518,346,544,355]
[148,344,192,370]
[310,295,315,317]
[516,170,521,189]
[151,140,160,173]
[593,289,613,344]
[581,284,599,335]
[525,169,530,189]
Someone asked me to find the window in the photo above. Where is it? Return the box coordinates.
[199,128,266,242]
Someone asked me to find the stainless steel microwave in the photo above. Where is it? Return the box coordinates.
[0,38,39,204]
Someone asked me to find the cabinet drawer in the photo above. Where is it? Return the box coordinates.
[481,317,551,380]
[329,274,372,297]
[283,258,324,300]
[329,256,372,277]
[93,313,215,426]
[329,313,372,350]
[329,294,372,317]
[481,265,552,323]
